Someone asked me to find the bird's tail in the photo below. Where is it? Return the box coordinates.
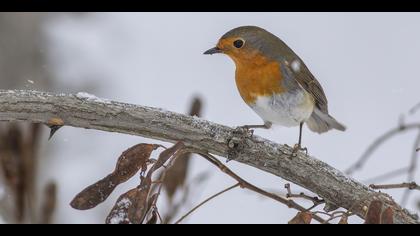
[306,108,346,134]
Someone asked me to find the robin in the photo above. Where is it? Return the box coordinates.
[204,26,346,152]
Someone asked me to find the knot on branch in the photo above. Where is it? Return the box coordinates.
[226,127,254,162]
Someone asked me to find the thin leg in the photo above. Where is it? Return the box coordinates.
[298,122,303,147]
[292,122,307,156]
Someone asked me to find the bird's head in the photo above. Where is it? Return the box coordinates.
[204,26,283,66]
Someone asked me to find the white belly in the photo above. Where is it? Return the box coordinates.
[250,90,314,127]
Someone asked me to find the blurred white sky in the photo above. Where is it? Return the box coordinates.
[33,12,420,223]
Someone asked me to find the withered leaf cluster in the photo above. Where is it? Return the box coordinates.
[70,141,186,224]
[288,199,396,224]
[288,212,313,224]
[364,200,394,224]
[70,143,159,210]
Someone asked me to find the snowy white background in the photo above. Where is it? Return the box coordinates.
[23,12,420,223]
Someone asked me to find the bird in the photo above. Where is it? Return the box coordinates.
[204,26,346,152]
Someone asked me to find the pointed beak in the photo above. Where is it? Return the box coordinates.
[203,46,222,55]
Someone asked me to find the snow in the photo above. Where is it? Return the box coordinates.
[108,198,132,224]
[118,197,131,208]
[76,92,111,104]
[108,212,127,224]
[76,92,98,100]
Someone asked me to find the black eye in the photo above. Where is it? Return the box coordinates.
[233,39,244,48]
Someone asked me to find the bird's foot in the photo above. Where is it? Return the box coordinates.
[235,122,272,137]
[234,125,255,138]
[291,144,308,157]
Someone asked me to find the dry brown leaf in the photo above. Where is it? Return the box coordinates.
[128,177,152,224]
[70,174,117,210]
[105,179,154,224]
[288,212,312,224]
[106,142,184,224]
[151,141,185,172]
[114,143,158,180]
[364,200,383,224]
[40,182,57,224]
[106,188,138,224]
[189,97,202,118]
[127,142,185,224]
[338,214,348,224]
[71,143,157,210]
[146,209,158,224]
[380,207,394,224]
[163,152,191,200]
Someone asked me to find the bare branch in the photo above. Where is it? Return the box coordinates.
[312,210,351,224]
[401,130,420,205]
[284,183,325,209]
[362,167,411,184]
[195,152,326,223]
[370,182,420,191]
[345,123,420,175]
[407,132,420,182]
[409,102,420,115]
[174,183,240,224]
[0,90,417,224]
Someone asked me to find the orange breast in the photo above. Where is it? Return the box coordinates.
[234,56,284,104]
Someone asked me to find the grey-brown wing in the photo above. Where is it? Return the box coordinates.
[283,60,329,113]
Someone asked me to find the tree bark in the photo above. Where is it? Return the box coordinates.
[0,90,417,224]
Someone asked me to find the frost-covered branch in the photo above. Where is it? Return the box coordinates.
[0,90,417,224]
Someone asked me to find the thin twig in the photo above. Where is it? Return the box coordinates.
[156,209,163,224]
[409,102,420,115]
[195,151,326,223]
[284,183,325,206]
[345,103,420,208]
[370,182,420,191]
[312,210,348,217]
[362,167,411,184]
[148,149,188,222]
[174,183,240,224]
[345,123,420,175]
[401,131,420,205]
[163,171,210,224]
[407,131,420,182]
[312,210,352,224]
[323,214,348,224]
